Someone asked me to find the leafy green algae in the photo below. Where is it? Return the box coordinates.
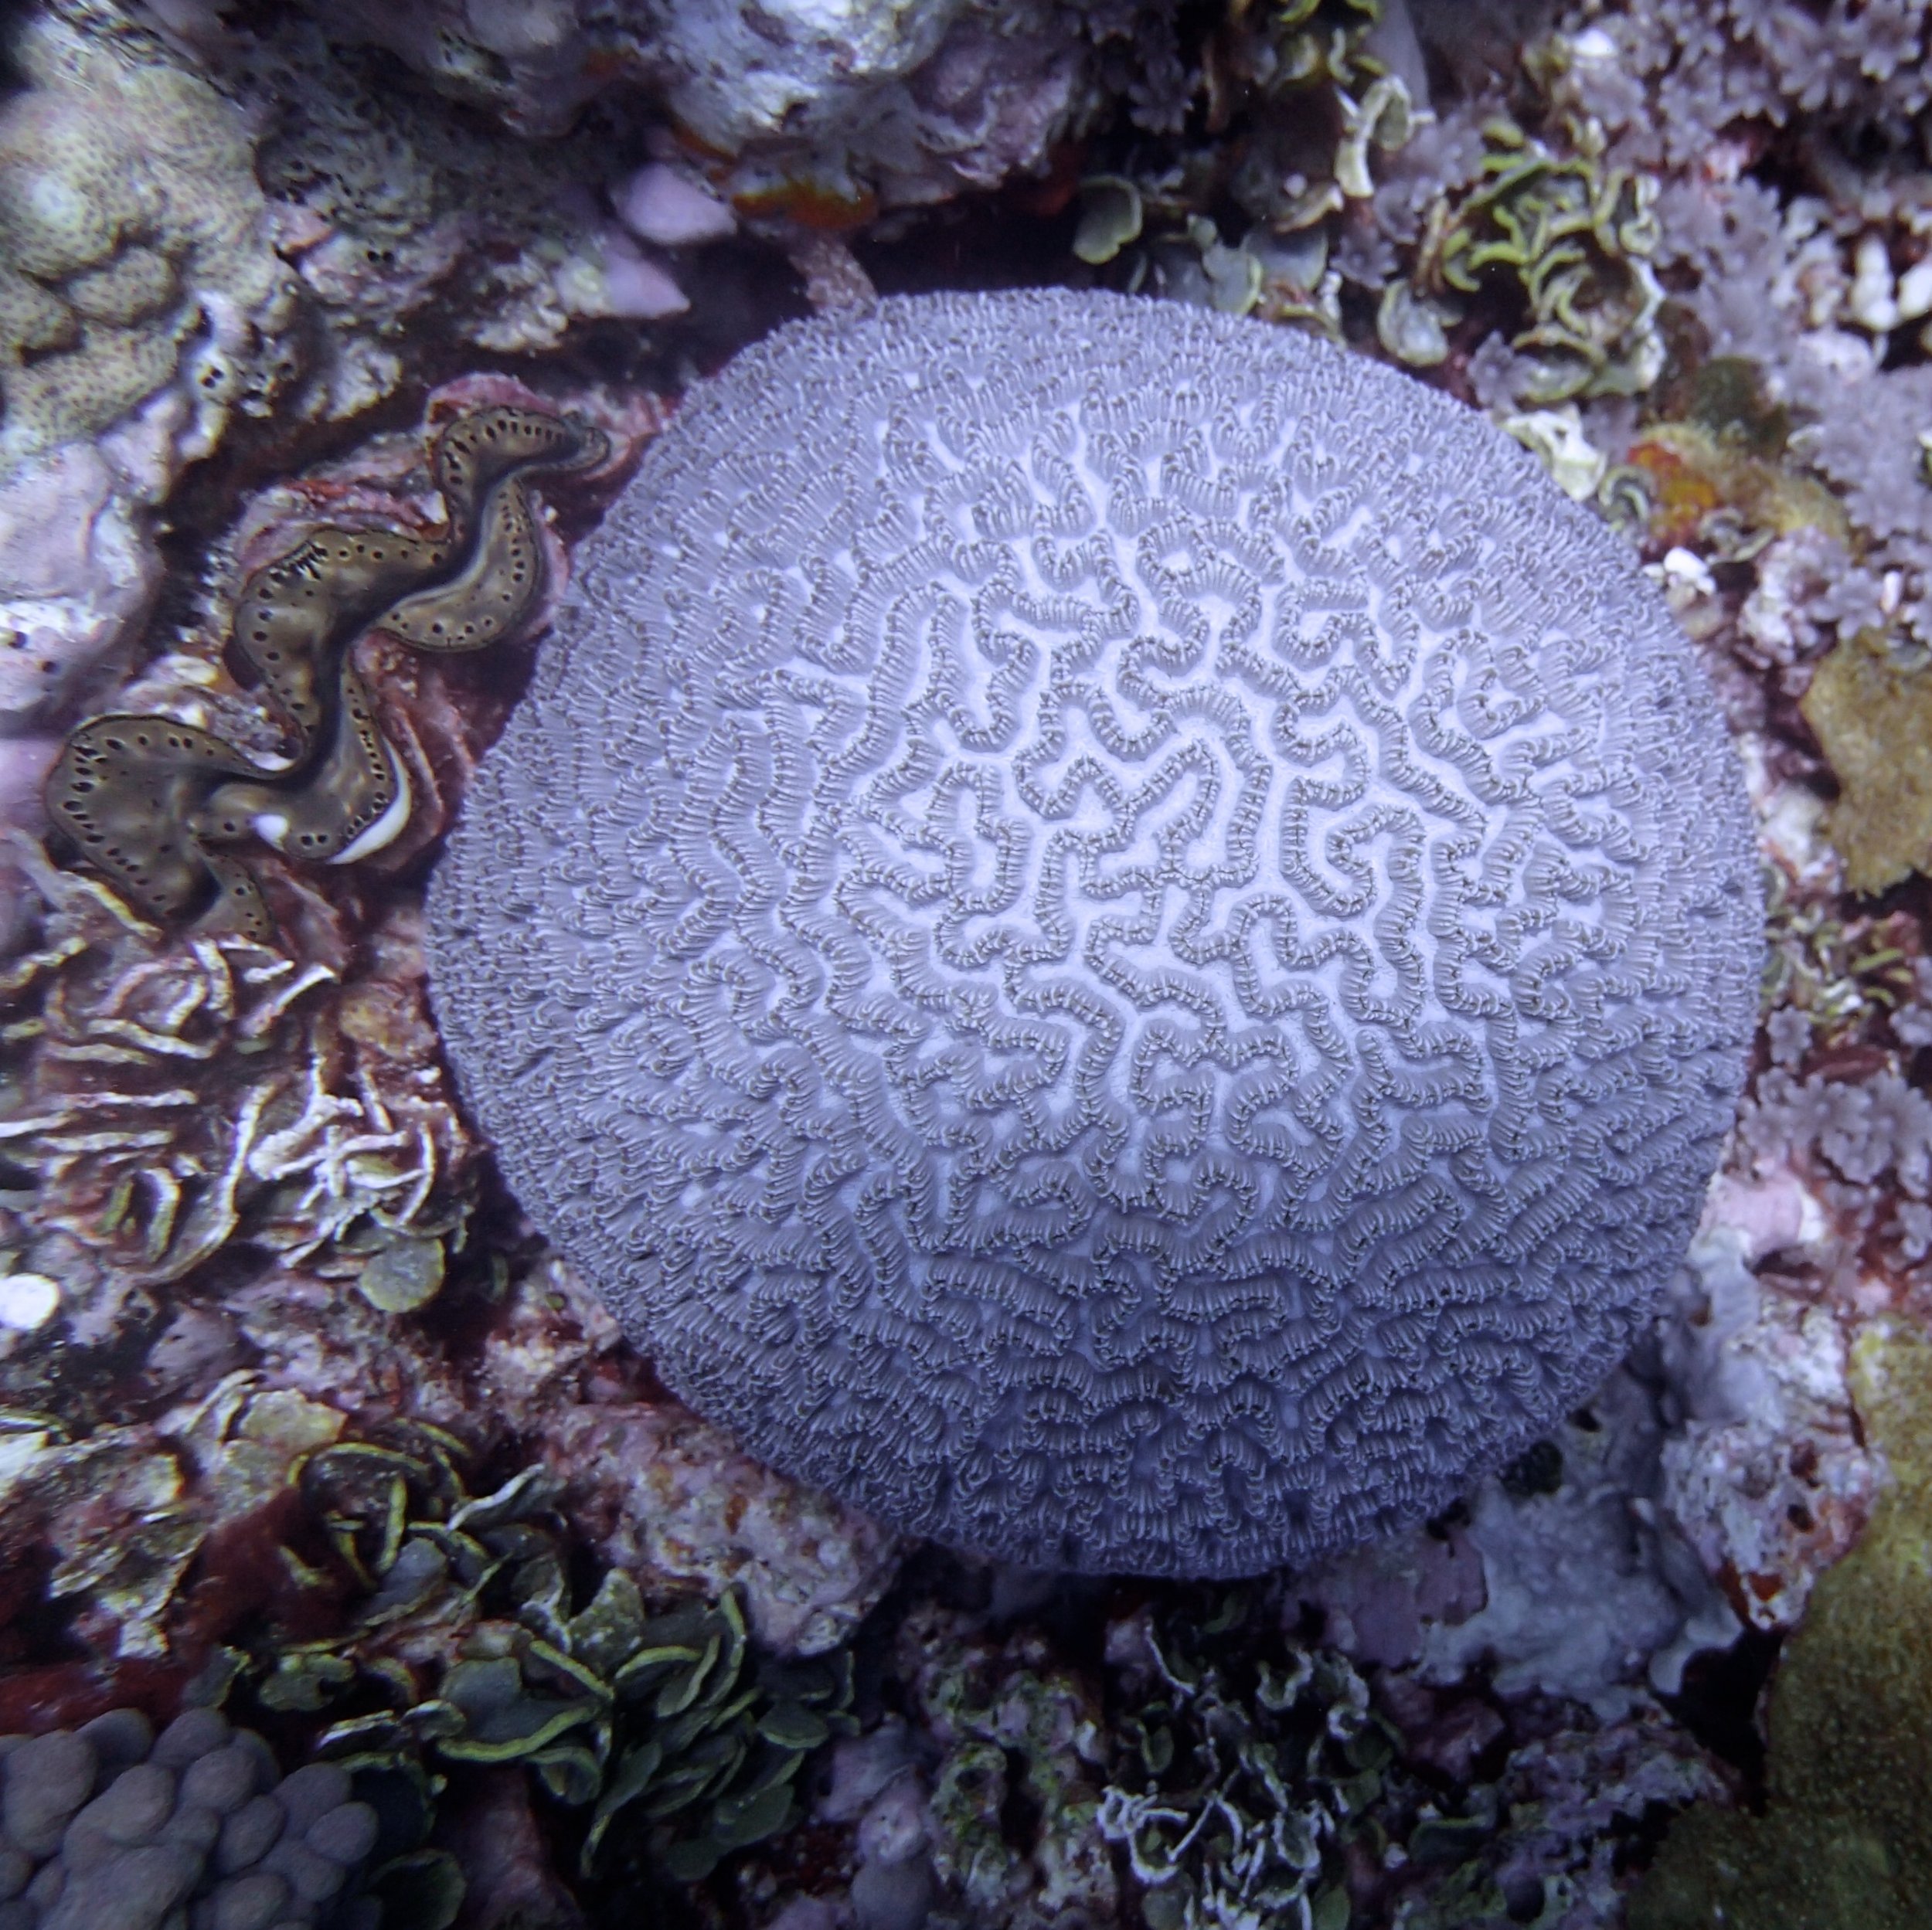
[1631,1321,1932,1930]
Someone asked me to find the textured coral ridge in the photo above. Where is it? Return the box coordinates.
[429,287,1764,1577]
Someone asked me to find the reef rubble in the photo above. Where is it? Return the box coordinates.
[2,0,1932,1925]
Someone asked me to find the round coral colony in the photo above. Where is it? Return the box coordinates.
[427,288,1762,1578]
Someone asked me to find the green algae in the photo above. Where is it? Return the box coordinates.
[1630,1320,1932,1930]
[1097,1591,1389,1930]
[1414,116,1663,403]
[250,1429,858,1892]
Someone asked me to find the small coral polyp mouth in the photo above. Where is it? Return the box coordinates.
[42,406,609,942]
[427,287,1764,1579]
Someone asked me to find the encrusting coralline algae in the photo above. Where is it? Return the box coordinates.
[2,0,1932,1925]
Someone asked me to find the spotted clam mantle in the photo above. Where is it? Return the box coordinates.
[430,288,1764,1578]
[44,407,609,940]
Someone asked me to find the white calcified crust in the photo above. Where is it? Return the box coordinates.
[428,289,1761,1577]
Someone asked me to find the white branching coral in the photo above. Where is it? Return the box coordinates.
[428,288,1762,1577]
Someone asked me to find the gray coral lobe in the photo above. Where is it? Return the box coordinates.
[428,287,1761,1576]
[0,1709,377,1930]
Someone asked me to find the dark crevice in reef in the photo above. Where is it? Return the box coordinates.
[1662,1623,1781,1799]
[856,188,1088,300]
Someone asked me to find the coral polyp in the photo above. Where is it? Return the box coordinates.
[44,407,608,941]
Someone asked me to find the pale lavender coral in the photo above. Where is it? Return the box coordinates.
[1804,364,1932,548]
[1898,1201,1932,1262]
[1743,1068,1932,1198]
[430,287,1762,1577]
[0,1710,379,1930]
[1765,1004,1812,1070]
[1652,171,1932,647]
[612,165,736,249]
[592,226,689,321]
[1294,1519,1485,1670]
[1466,331,1537,413]
[1370,105,1493,247]
[1893,962,1932,1049]
[1651,175,1792,367]
[1563,2,1932,169]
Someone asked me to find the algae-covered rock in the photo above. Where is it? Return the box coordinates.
[1630,1320,1932,1930]
[0,15,296,474]
[1801,634,1932,896]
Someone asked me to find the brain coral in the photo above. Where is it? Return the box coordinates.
[428,288,1761,1577]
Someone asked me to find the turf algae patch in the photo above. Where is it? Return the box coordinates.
[43,408,608,942]
[1630,1320,1932,1930]
[1801,634,1932,897]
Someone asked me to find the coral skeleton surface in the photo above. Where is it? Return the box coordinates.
[429,287,1762,1576]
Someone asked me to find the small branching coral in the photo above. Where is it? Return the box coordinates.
[43,406,608,943]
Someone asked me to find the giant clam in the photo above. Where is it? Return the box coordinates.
[44,406,609,940]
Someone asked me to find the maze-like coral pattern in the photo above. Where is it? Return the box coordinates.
[430,290,1760,1575]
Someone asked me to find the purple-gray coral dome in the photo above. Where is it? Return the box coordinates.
[427,287,1762,1578]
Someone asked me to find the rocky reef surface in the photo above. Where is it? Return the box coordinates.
[2,2,1931,1926]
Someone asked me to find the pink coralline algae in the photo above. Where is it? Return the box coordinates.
[429,286,1764,1578]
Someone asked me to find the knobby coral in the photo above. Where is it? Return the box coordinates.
[0,1707,379,1930]
[0,15,297,477]
[430,286,1764,1579]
